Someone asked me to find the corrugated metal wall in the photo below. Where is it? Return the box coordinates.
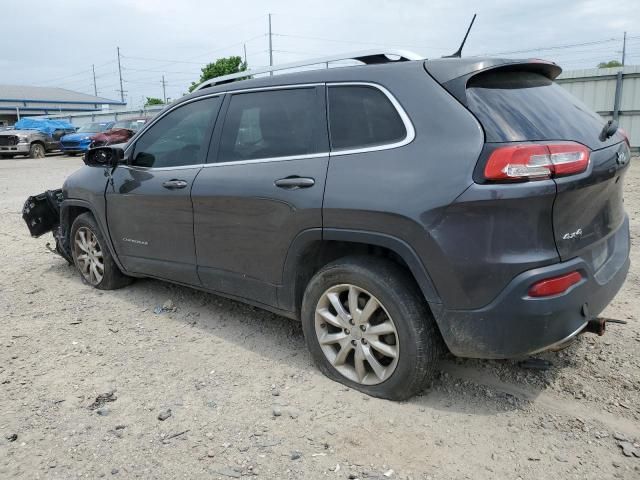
[557,66,640,149]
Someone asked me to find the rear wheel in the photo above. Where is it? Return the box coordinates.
[28,143,45,159]
[70,213,132,290]
[301,256,442,400]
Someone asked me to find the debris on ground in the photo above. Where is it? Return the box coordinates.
[157,409,172,421]
[88,390,117,410]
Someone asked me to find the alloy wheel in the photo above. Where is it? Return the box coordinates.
[314,284,399,385]
[73,227,104,285]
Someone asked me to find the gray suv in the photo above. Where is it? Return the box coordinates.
[23,51,631,400]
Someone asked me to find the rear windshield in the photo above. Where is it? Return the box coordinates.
[466,71,607,148]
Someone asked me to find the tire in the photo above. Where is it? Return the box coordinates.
[301,256,442,401]
[28,143,45,159]
[70,212,132,290]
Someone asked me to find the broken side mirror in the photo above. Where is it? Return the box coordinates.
[84,146,124,168]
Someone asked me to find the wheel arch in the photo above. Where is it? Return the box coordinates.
[60,199,127,273]
[279,228,442,317]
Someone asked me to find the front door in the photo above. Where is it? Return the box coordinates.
[106,95,222,285]
[191,86,328,307]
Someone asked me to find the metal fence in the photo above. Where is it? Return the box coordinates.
[43,105,166,125]
[557,65,640,150]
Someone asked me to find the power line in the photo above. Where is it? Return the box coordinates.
[478,37,621,56]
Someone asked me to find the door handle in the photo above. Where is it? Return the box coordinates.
[162,179,188,190]
[274,176,315,189]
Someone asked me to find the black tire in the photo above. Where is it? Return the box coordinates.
[70,212,132,290]
[28,143,45,159]
[301,256,442,401]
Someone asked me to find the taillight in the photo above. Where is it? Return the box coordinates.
[483,142,590,182]
[528,271,582,297]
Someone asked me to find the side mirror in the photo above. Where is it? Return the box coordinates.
[84,146,125,168]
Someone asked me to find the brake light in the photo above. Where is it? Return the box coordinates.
[484,142,590,182]
[528,271,582,297]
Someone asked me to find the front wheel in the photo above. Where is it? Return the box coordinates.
[70,213,132,290]
[28,143,45,159]
[301,256,442,401]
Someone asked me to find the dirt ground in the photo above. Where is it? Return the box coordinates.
[1,154,639,480]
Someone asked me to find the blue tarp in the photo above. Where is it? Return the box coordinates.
[14,118,75,135]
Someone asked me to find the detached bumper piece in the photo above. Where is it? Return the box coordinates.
[23,189,63,237]
[22,189,73,264]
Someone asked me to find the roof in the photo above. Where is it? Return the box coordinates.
[0,84,125,115]
[0,84,123,105]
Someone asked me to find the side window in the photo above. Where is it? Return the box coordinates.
[131,96,220,168]
[218,88,318,162]
[328,85,407,151]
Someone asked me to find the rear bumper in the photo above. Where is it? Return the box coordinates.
[436,215,630,358]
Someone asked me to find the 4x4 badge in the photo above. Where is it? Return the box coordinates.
[562,228,583,240]
[617,150,628,165]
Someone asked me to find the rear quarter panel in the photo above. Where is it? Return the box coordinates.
[323,64,486,307]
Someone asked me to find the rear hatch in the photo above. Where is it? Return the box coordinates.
[427,59,630,263]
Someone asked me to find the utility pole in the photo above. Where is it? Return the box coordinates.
[161,75,167,104]
[116,46,125,103]
[268,13,273,75]
[243,43,247,66]
[622,31,627,66]
[92,64,97,96]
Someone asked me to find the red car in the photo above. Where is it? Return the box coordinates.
[90,118,150,147]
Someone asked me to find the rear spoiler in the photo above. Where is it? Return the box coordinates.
[424,58,562,105]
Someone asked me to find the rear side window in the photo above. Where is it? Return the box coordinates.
[218,88,318,162]
[466,70,606,146]
[328,85,406,151]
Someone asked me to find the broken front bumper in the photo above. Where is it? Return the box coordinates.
[23,189,72,263]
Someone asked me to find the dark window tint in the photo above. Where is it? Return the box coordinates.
[131,97,220,168]
[466,71,606,149]
[218,88,317,162]
[328,86,406,150]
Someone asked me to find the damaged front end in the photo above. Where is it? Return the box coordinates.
[22,189,73,264]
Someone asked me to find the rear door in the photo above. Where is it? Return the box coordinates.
[464,68,630,262]
[106,96,221,285]
[191,86,328,307]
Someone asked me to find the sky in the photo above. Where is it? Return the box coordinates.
[2,0,639,108]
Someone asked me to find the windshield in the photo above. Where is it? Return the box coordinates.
[112,120,145,131]
[77,122,111,133]
[466,70,611,149]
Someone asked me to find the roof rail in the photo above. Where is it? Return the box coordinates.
[193,49,424,91]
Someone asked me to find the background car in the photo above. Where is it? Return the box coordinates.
[60,122,114,156]
[0,118,75,158]
[90,118,150,147]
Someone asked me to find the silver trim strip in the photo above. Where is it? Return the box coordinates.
[528,321,587,355]
[193,49,424,90]
[123,82,413,170]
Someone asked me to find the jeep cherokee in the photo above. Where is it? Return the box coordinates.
[23,51,631,400]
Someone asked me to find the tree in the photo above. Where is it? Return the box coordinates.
[145,97,164,106]
[189,56,247,92]
[597,60,623,68]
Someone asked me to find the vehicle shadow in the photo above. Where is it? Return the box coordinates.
[51,262,575,417]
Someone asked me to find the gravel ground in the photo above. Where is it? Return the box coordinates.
[1,154,639,479]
